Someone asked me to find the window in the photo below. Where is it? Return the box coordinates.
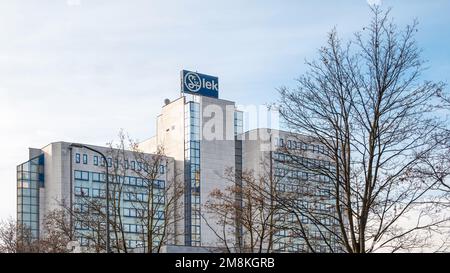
[156,211,164,219]
[92,189,105,198]
[155,180,165,189]
[160,164,165,174]
[75,153,81,163]
[124,192,131,201]
[154,195,165,204]
[128,240,137,249]
[276,183,285,192]
[136,178,143,187]
[125,160,129,169]
[124,208,138,217]
[300,142,308,150]
[75,221,89,230]
[129,177,137,186]
[92,172,101,182]
[80,237,89,246]
[319,145,325,154]
[302,172,308,180]
[74,187,89,197]
[107,158,112,167]
[124,224,138,233]
[74,171,82,180]
[93,156,99,166]
[74,171,89,181]
[82,171,89,180]
[131,161,136,170]
[82,154,88,164]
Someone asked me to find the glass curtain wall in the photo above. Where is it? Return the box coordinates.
[184,98,201,246]
[17,154,44,240]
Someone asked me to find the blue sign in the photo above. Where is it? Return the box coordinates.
[181,70,219,98]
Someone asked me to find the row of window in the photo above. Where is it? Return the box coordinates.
[74,171,165,188]
[276,213,334,226]
[274,138,329,155]
[291,200,334,213]
[75,153,166,174]
[123,208,164,219]
[275,183,331,196]
[274,153,334,171]
[273,242,330,253]
[274,168,331,183]
[74,187,165,203]
[79,237,150,249]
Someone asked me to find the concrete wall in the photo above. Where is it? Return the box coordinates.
[199,96,237,247]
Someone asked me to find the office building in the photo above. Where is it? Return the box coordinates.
[17,142,174,251]
[16,70,339,252]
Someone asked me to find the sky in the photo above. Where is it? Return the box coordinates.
[0,0,449,220]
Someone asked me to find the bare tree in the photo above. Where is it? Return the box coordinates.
[39,209,75,253]
[65,130,182,253]
[0,218,39,253]
[128,138,183,253]
[205,167,283,253]
[278,6,449,253]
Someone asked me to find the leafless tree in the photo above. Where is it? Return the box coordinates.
[128,137,183,253]
[277,6,449,253]
[67,196,108,253]
[205,167,285,253]
[0,218,39,253]
[39,209,75,253]
[65,130,181,253]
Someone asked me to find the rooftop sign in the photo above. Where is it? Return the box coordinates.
[181,70,219,98]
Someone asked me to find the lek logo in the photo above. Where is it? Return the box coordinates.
[182,70,219,98]
[184,71,202,92]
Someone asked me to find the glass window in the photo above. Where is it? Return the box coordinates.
[74,170,82,180]
[129,177,136,186]
[75,170,89,181]
[92,189,100,197]
[83,154,88,164]
[131,161,136,170]
[92,172,100,182]
[82,171,89,181]
[136,178,143,187]
[93,156,99,166]
[80,237,89,246]
[74,187,89,196]
[156,180,165,189]
[75,153,81,163]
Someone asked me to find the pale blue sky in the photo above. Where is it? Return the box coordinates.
[0,0,449,219]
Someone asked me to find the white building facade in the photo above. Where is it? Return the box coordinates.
[16,70,340,252]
